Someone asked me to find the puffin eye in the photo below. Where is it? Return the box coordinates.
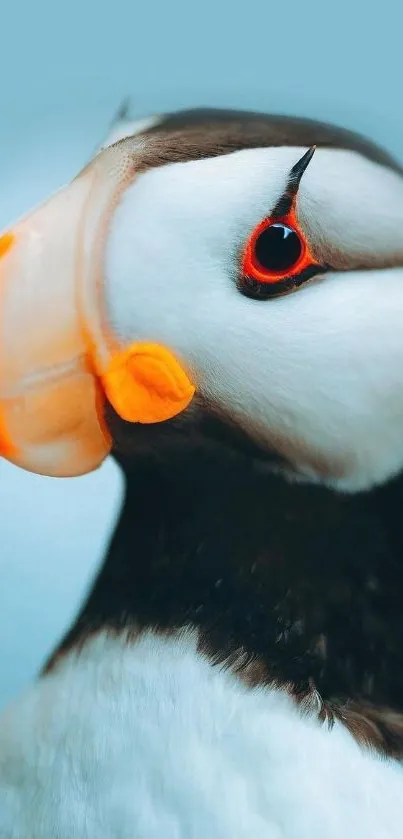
[239,212,324,300]
[254,223,302,273]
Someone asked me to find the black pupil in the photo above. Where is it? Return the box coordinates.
[254,224,302,274]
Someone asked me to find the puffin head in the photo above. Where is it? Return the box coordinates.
[1,108,403,492]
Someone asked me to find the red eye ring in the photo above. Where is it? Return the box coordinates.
[241,208,318,287]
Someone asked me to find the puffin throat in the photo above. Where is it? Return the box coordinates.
[47,413,403,756]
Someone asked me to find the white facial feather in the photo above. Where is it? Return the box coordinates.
[105,146,403,491]
[1,632,403,839]
[298,148,403,266]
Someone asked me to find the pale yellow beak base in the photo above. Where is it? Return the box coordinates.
[0,152,119,477]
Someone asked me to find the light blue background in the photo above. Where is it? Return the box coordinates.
[0,0,402,708]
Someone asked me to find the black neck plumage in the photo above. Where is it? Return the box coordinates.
[52,432,403,737]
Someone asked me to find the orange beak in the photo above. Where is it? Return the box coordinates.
[0,143,195,478]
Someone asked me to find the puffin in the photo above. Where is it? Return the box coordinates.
[1,104,403,838]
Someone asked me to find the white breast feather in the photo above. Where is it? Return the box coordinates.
[0,631,402,838]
